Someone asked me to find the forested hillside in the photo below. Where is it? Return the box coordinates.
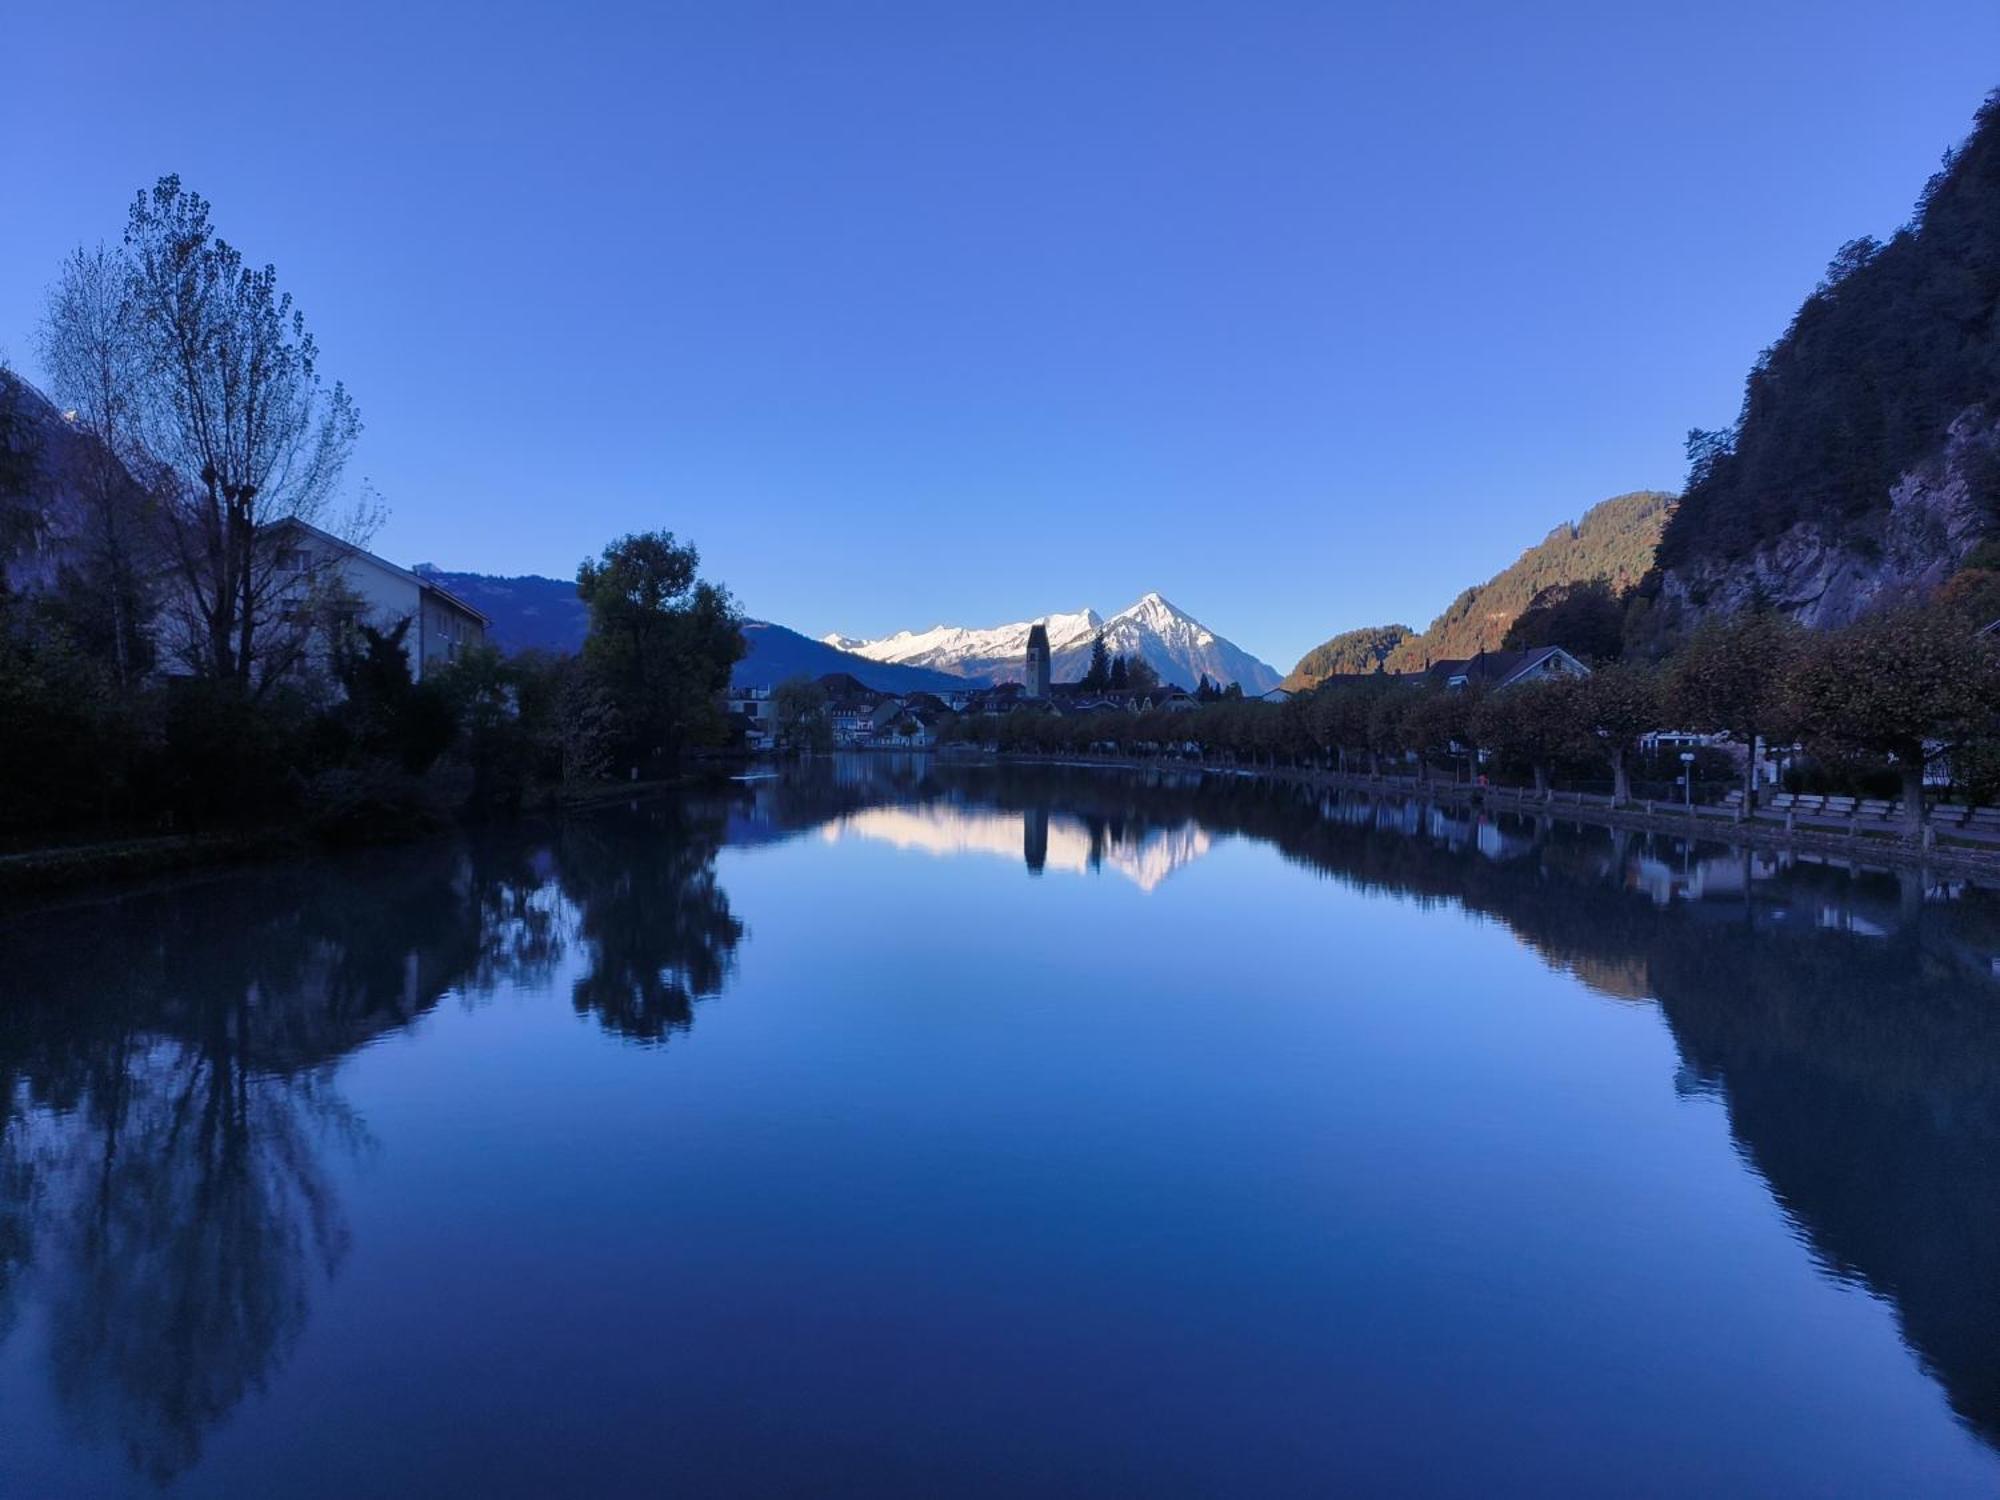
[1649,90,2000,629]
[1280,624,1410,691]
[1286,490,1672,687]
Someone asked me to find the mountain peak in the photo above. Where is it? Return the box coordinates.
[828,598,1277,691]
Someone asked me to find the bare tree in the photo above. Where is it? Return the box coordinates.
[38,246,158,685]
[115,176,373,690]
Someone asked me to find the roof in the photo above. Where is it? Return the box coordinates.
[272,517,492,627]
[1025,623,1050,650]
[815,671,882,702]
[1421,646,1588,688]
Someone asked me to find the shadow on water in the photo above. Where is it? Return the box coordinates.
[0,796,742,1482]
[2,754,1998,1477]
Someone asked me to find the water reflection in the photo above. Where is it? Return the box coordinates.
[557,798,745,1044]
[3,755,1999,1481]
[825,803,1211,891]
[731,757,2000,1449]
[0,809,741,1481]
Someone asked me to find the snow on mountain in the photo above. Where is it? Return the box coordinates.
[823,593,1281,692]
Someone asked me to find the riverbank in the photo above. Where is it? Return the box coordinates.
[0,768,741,901]
[996,752,2000,878]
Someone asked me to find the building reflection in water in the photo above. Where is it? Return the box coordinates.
[4,752,2000,1479]
[822,801,1211,891]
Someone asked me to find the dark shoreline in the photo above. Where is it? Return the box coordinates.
[12,749,1999,901]
[0,769,734,903]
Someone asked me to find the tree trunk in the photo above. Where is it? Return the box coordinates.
[1610,746,1631,807]
[1532,762,1549,796]
[1901,758,1925,838]
[1742,729,1758,811]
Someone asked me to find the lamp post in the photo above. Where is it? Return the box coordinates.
[1680,750,1696,813]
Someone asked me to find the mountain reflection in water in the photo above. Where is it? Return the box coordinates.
[1,753,1998,1488]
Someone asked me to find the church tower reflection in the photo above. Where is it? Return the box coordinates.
[1023,805,1049,874]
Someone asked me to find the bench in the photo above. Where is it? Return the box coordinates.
[1769,792,1795,810]
[1855,799,1894,821]
[1823,795,1858,816]
[1932,804,1971,828]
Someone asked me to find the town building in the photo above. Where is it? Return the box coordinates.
[1024,623,1051,698]
[727,685,776,751]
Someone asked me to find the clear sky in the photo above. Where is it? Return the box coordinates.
[4,2,1996,671]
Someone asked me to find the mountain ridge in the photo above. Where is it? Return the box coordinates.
[1644,90,2000,634]
[412,566,975,693]
[1284,490,1673,690]
[827,591,1282,692]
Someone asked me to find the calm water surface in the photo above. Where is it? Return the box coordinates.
[3,757,1999,1496]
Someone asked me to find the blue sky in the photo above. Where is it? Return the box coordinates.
[3,2,1996,671]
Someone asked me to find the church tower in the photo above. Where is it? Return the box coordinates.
[1024,623,1051,699]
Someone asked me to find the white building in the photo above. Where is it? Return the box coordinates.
[157,518,488,684]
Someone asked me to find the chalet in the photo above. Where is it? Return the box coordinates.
[1416,646,1591,691]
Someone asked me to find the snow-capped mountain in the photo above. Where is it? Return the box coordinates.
[824,593,1282,693]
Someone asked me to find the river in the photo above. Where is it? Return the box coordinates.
[2,756,1997,1496]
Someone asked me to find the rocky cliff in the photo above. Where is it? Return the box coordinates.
[1653,411,1998,630]
[1648,89,2000,636]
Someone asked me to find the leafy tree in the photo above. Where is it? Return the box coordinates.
[1574,662,1663,805]
[324,619,455,774]
[576,531,744,775]
[1783,605,2000,832]
[1402,687,1482,782]
[772,674,832,754]
[1666,610,1802,807]
[1107,652,1127,690]
[1125,656,1159,692]
[1473,678,1583,794]
[435,643,537,810]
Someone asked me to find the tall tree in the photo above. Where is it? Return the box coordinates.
[1666,610,1802,808]
[1783,605,2000,833]
[1473,678,1583,794]
[1083,632,1110,689]
[114,176,367,688]
[1574,661,1663,806]
[38,246,158,684]
[576,531,744,775]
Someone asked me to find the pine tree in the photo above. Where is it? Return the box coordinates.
[1083,632,1110,689]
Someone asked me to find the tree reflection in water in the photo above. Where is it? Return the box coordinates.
[813,761,2000,1452]
[558,797,745,1044]
[5,760,2000,1478]
[0,823,711,1482]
